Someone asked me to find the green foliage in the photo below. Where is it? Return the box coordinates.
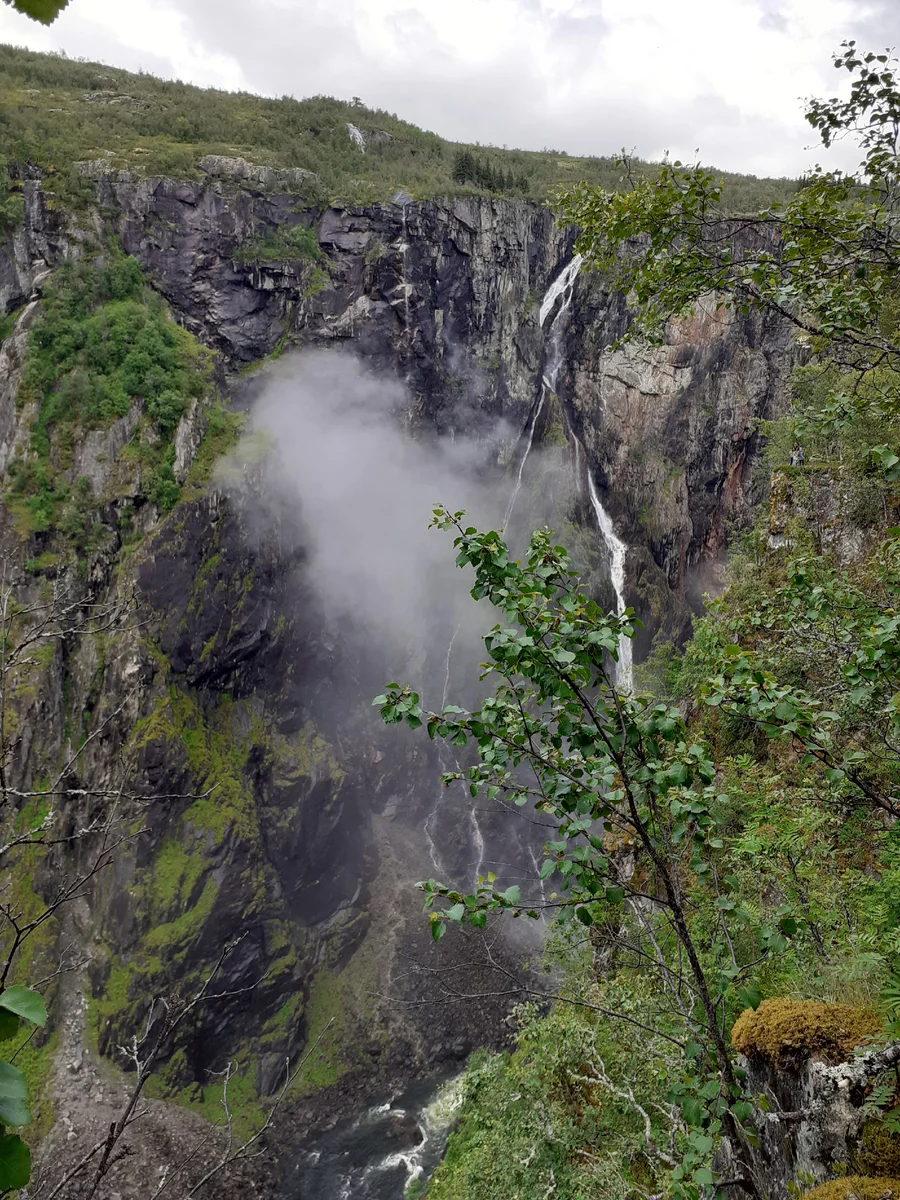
[2,0,69,24]
[377,510,794,1195]
[0,44,798,207]
[0,157,23,236]
[430,970,680,1200]
[23,252,210,444]
[0,984,47,1190]
[451,149,527,195]
[10,250,215,537]
[233,222,321,263]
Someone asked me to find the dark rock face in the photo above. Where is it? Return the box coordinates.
[0,167,794,1161]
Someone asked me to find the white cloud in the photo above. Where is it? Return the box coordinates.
[0,0,891,175]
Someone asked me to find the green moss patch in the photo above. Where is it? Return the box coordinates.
[854,1122,900,1179]
[731,999,881,1065]
[802,1177,900,1199]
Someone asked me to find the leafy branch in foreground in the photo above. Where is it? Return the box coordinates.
[374,508,810,1198]
[1,0,69,25]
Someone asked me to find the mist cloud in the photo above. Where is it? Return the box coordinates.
[227,349,522,694]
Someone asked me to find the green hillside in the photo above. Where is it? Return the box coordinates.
[0,43,798,208]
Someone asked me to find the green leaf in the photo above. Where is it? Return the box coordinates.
[693,1166,715,1186]
[502,885,521,905]
[736,983,762,1010]
[0,1096,30,1127]
[445,904,466,923]
[0,987,46,1028]
[681,1096,705,1126]
[7,0,70,23]
[0,1012,19,1044]
[0,1062,28,1102]
[0,1132,30,1188]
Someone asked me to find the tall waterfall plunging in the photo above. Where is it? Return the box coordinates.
[520,255,634,692]
[586,472,634,693]
[504,255,583,529]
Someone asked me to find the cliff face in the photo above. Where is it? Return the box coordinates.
[0,161,793,1176]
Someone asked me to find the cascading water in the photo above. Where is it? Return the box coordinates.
[586,471,633,692]
[282,1072,465,1200]
[537,255,634,693]
[347,122,367,152]
[504,254,583,529]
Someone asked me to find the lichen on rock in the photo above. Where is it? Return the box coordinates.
[731,999,881,1064]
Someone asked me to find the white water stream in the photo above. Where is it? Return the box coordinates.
[288,1072,466,1200]
[504,254,583,530]
[512,254,634,692]
[347,122,366,153]
[586,471,633,692]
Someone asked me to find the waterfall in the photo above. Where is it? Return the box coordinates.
[504,254,583,530]
[586,470,633,693]
[347,122,366,152]
[522,254,633,692]
[539,253,583,329]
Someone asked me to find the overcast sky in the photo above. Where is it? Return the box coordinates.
[0,0,895,176]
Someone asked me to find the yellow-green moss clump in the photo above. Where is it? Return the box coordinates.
[731,999,881,1064]
[853,1122,900,1178]
[802,1176,900,1199]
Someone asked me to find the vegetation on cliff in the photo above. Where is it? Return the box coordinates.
[6,247,222,553]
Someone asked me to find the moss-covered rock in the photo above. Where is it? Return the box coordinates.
[853,1122,900,1179]
[731,999,881,1064]
[802,1176,900,1199]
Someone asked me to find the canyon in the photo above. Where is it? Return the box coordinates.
[0,159,793,1194]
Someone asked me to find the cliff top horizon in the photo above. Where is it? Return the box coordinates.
[1,42,800,211]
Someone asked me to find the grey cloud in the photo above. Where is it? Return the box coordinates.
[759,9,789,33]
[856,1,899,51]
